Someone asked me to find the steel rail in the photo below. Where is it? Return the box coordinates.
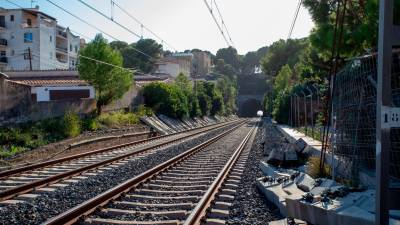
[43,121,247,225]
[0,119,238,179]
[184,123,256,225]
[0,131,154,178]
[0,120,242,201]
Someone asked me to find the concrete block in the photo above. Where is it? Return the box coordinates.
[295,173,315,192]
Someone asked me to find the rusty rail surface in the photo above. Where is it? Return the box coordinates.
[0,119,241,201]
[43,121,247,225]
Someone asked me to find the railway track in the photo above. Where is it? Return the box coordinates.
[43,119,258,225]
[0,119,241,202]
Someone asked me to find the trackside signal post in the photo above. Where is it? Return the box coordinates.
[376,0,400,224]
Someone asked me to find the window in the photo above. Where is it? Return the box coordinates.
[49,89,90,101]
[24,32,33,43]
[50,52,53,59]
[0,16,5,28]
[74,45,78,53]
[23,49,30,60]
[70,44,72,51]
[11,50,14,56]
[50,35,52,42]
[72,60,75,66]
[10,15,14,22]
[0,51,6,56]
[27,18,32,26]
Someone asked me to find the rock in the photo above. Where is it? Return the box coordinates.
[295,173,315,192]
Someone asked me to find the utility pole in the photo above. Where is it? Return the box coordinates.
[376,0,400,224]
[28,47,32,71]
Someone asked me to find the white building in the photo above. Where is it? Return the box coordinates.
[154,53,194,78]
[0,7,82,71]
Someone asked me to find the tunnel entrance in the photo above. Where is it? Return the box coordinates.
[239,99,262,117]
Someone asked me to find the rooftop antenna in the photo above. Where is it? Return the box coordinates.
[31,0,38,8]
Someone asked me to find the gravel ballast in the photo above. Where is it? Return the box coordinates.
[227,119,283,225]
[0,123,239,225]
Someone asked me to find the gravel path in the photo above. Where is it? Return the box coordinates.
[0,123,238,225]
[227,119,283,225]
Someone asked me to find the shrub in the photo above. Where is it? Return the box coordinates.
[82,117,100,131]
[135,105,154,117]
[0,145,27,158]
[63,111,81,138]
[97,111,139,128]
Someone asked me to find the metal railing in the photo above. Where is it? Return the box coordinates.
[0,39,7,46]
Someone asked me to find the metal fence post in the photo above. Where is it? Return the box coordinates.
[301,91,307,135]
[307,87,314,137]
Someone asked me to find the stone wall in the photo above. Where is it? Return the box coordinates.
[103,83,143,112]
[0,77,31,123]
[0,78,145,125]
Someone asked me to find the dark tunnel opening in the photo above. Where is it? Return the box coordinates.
[239,99,262,117]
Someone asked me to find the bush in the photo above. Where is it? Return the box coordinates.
[82,117,100,131]
[0,145,27,158]
[142,82,189,118]
[63,111,81,138]
[134,105,154,117]
[97,111,139,128]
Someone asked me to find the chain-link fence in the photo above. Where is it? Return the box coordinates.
[331,51,400,183]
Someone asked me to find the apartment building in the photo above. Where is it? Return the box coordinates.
[192,51,212,77]
[0,7,82,71]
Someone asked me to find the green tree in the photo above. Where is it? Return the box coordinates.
[215,46,241,72]
[303,0,399,59]
[79,34,133,115]
[110,38,162,73]
[274,64,294,93]
[261,39,308,76]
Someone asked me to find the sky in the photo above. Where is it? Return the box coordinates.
[1,0,315,55]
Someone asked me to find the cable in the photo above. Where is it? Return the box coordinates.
[202,0,231,47]
[213,0,235,47]
[45,0,153,60]
[4,0,24,8]
[76,0,142,39]
[287,0,303,40]
[112,0,178,52]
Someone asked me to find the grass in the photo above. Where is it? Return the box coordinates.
[0,105,154,159]
[306,156,332,178]
[297,126,323,141]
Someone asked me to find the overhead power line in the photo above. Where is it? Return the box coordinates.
[76,0,142,39]
[112,0,178,52]
[45,0,153,59]
[212,0,235,47]
[202,0,231,47]
[4,0,24,8]
[287,0,303,40]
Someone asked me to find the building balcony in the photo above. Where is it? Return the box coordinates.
[0,21,5,31]
[56,47,68,54]
[56,56,68,64]
[57,30,67,39]
[0,57,8,64]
